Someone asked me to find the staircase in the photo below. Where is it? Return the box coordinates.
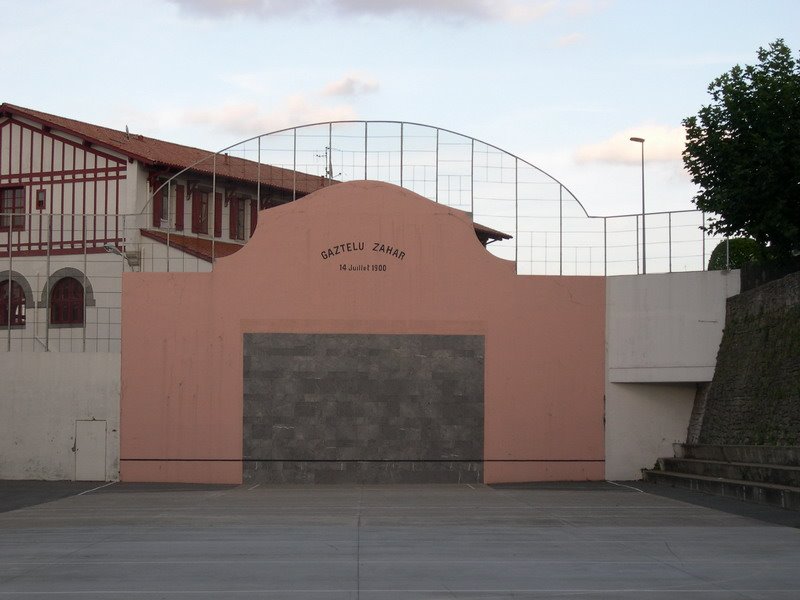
[643,444,800,511]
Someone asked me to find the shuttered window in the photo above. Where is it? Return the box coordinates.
[175,185,184,231]
[214,192,222,238]
[192,191,209,234]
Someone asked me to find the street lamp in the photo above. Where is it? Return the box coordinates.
[630,137,646,274]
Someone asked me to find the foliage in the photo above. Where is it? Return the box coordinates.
[708,237,760,270]
[683,39,800,261]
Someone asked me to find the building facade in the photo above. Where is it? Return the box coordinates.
[0,103,328,352]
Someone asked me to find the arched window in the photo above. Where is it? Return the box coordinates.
[0,280,26,326]
[50,277,84,325]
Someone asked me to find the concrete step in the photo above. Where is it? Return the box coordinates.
[642,469,800,511]
[675,444,800,466]
[659,457,800,488]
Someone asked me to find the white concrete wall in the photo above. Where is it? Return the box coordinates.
[607,270,740,382]
[604,270,740,480]
[605,382,696,480]
[0,353,120,480]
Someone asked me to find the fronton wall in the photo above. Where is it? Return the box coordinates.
[120,181,606,484]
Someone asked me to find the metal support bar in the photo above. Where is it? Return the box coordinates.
[45,214,51,351]
[514,158,519,273]
[328,122,332,184]
[212,154,217,264]
[293,129,297,201]
[435,129,439,203]
[725,238,730,271]
[257,136,261,207]
[603,217,607,277]
[5,222,11,351]
[82,214,87,352]
[635,214,640,275]
[470,138,474,214]
[400,122,404,188]
[701,211,706,270]
[559,185,563,276]
[166,181,171,273]
[668,212,672,273]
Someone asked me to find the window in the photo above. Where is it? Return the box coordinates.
[0,187,25,231]
[160,186,169,223]
[192,191,209,234]
[35,189,46,211]
[152,182,169,227]
[0,280,26,327]
[50,277,84,325]
[230,197,246,241]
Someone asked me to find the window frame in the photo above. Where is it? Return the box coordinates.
[192,191,210,234]
[160,185,170,223]
[0,279,26,328]
[0,187,26,232]
[230,196,247,241]
[49,276,85,327]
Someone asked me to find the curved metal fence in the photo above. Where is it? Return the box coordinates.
[149,120,722,276]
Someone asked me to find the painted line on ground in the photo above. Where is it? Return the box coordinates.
[76,481,117,496]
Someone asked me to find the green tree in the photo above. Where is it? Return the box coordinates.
[683,39,800,261]
[707,237,759,270]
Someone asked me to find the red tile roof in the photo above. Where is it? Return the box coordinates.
[0,103,328,195]
[473,221,512,244]
[139,229,243,263]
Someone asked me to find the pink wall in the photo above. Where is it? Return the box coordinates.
[121,181,605,483]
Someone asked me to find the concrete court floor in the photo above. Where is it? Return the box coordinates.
[1,481,800,599]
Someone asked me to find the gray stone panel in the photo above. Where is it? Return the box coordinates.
[243,333,484,483]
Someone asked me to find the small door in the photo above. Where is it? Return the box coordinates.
[75,420,107,481]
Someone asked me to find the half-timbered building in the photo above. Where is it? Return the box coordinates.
[0,103,329,351]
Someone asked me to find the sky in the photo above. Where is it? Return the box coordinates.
[3,0,799,217]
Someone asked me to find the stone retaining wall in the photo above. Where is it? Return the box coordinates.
[698,271,800,445]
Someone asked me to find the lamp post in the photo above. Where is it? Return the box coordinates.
[630,137,645,274]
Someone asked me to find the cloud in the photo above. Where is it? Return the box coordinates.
[555,32,584,47]
[167,0,313,18]
[182,97,357,137]
[565,0,611,17]
[220,72,273,95]
[323,74,379,97]
[574,125,686,165]
[166,0,557,23]
[162,70,377,139]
